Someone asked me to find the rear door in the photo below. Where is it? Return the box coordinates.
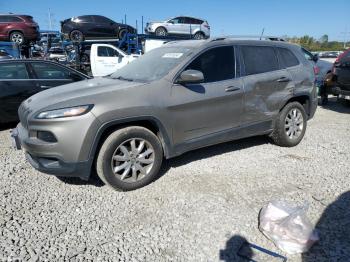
[170,45,244,144]
[29,62,84,90]
[0,62,36,121]
[0,16,10,39]
[92,16,115,38]
[78,16,98,38]
[239,45,294,125]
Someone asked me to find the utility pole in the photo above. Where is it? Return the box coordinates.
[340,27,350,49]
[48,8,52,30]
[260,28,265,40]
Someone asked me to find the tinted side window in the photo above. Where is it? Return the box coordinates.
[94,16,109,24]
[277,48,299,68]
[186,46,235,83]
[0,16,10,23]
[184,17,202,24]
[31,63,71,79]
[97,46,119,57]
[241,46,278,75]
[8,16,23,22]
[0,63,29,79]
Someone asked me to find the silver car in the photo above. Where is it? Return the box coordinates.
[145,16,210,40]
[12,39,317,191]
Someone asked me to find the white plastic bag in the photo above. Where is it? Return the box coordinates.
[259,201,319,254]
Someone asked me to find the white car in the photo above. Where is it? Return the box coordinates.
[145,16,210,40]
[90,44,139,77]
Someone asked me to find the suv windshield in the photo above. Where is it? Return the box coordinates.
[111,46,193,82]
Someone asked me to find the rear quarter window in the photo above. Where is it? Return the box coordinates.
[241,46,279,75]
[277,47,300,68]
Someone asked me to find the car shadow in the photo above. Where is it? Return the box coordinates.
[161,135,269,173]
[0,121,18,131]
[302,191,350,261]
[56,171,105,187]
[318,96,350,114]
[60,135,269,188]
[219,235,252,262]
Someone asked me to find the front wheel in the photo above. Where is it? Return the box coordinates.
[155,27,167,37]
[96,126,163,191]
[270,102,307,147]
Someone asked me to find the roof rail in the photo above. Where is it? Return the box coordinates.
[210,35,285,42]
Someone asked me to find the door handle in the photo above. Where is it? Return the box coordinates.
[225,86,240,92]
[40,85,52,89]
[276,77,291,82]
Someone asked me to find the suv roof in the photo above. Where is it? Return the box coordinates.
[165,38,297,50]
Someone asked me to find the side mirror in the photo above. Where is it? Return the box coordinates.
[177,69,204,84]
[312,54,319,63]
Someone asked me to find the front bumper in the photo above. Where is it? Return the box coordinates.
[331,86,350,99]
[12,111,100,180]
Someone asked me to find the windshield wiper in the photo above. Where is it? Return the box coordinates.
[114,76,134,82]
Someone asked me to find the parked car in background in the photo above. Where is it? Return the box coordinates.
[90,43,139,77]
[61,15,136,42]
[12,39,317,191]
[145,16,210,39]
[0,14,40,45]
[0,60,89,123]
[331,48,350,102]
[318,51,342,63]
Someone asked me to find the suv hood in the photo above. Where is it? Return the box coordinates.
[23,77,147,114]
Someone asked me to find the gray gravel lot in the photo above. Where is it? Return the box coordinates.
[0,98,349,262]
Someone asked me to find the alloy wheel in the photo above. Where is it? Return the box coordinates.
[285,108,304,139]
[10,33,24,44]
[111,138,155,183]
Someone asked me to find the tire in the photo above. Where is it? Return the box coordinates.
[118,28,128,40]
[155,27,167,37]
[80,53,90,63]
[270,102,307,147]
[193,32,205,40]
[96,126,163,191]
[70,30,84,43]
[9,31,25,45]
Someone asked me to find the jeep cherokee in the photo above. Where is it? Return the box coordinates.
[12,38,318,191]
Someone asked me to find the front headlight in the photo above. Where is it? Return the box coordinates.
[36,105,93,119]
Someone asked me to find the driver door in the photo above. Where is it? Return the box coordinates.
[90,44,125,77]
[170,46,244,144]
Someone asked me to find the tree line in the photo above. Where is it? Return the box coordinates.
[284,35,347,51]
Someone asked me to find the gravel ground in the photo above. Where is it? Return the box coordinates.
[0,98,349,262]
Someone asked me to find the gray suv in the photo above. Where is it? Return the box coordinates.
[145,16,210,40]
[12,38,318,191]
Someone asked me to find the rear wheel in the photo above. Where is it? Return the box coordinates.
[270,102,307,147]
[70,30,84,42]
[193,32,205,40]
[155,27,167,37]
[9,31,25,45]
[96,126,163,191]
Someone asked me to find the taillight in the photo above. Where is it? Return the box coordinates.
[313,65,320,75]
[204,24,210,29]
